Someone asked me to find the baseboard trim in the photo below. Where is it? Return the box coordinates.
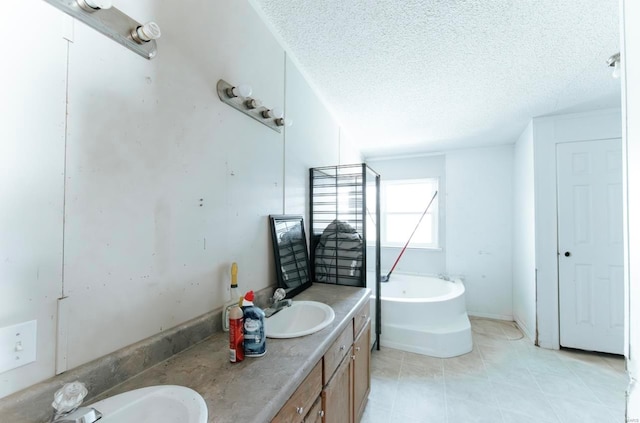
[468,311,513,321]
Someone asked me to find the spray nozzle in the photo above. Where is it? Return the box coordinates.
[244,290,254,302]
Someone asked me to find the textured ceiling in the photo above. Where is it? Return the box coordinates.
[251,0,620,158]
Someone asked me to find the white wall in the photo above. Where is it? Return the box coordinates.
[622,0,639,415]
[446,145,514,320]
[367,149,513,319]
[512,122,536,341]
[283,55,362,219]
[0,2,69,397]
[0,0,353,398]
[366,155,446,275]
[532,109,622,349]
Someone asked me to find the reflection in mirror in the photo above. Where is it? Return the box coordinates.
[269,215,312,298]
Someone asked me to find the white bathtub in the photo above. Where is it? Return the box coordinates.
[370,273,473,358]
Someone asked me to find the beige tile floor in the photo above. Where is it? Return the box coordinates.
[362,318,628,423]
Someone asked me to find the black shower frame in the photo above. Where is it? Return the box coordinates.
[309,163,381,350]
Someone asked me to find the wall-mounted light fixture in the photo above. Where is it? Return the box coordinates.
[217,79,292,133]
[607,52,621,79]
[44,0,160,60]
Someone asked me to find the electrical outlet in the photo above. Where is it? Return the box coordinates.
[0,320,37,374]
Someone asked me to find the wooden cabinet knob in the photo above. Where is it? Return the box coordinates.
[351,355,356,360]
[296,407,304,415]
[355,346,361,352]
[319,410,325,417]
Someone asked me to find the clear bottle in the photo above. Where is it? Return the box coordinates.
[222,262,240,332]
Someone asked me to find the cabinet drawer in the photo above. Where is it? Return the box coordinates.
[353,301,370,338]
[272,361,323,423]
[323,321,353,384]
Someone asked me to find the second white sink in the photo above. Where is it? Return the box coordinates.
[89,385,207,423]
[265,301,335,338]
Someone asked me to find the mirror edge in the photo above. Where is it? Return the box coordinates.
[268,214,313,299]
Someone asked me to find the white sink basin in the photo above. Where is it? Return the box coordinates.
[89,385,207,423]
[265,301,335,338]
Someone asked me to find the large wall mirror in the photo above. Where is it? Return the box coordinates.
[269,215,312,298]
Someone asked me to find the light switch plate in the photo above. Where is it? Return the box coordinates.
[0,320,37,374]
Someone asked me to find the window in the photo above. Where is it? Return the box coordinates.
[381,178,439,248]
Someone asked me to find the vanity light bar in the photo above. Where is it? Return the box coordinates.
[43,0,159,60]
[216,79,292,133]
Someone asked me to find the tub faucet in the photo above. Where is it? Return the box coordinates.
[438,274,452,282]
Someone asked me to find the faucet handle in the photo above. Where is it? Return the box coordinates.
[273,288,286,302]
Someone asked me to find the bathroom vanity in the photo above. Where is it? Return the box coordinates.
[4,285,371,423]
[0,284,371,423]
[272,299,370,423]
[105,284,372,423]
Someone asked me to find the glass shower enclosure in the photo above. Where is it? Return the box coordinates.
[309,163,381,349]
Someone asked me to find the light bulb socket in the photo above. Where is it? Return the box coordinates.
[262,108,284,119]
[245,98,262,109]
[77,0,112,12]
[275,117,293,127]
[226,84,252,98]
[132,22,161,44]
[607,52,621,79]
[607,52,620,67]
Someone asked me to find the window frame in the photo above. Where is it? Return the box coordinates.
[380,178,440,249]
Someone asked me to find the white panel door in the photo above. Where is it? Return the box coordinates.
[557,138,624,354]
[623,0,640,415]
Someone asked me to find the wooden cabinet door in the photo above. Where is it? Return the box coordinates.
[303,397,324,423]
[353,322,371,423]
[272,361,323,423]
[322,350,353,423]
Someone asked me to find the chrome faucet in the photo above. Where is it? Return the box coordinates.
[438,274,452,282]
[265,299,292,317]
[51,407,102,423]
[50,382,101,423]
[264,288,292,317]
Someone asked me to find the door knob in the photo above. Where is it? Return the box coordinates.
[564,251,571,257]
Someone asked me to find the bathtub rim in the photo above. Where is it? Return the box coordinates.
[369,273,465,303]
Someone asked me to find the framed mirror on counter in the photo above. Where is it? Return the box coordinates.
[269,215,312,298]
